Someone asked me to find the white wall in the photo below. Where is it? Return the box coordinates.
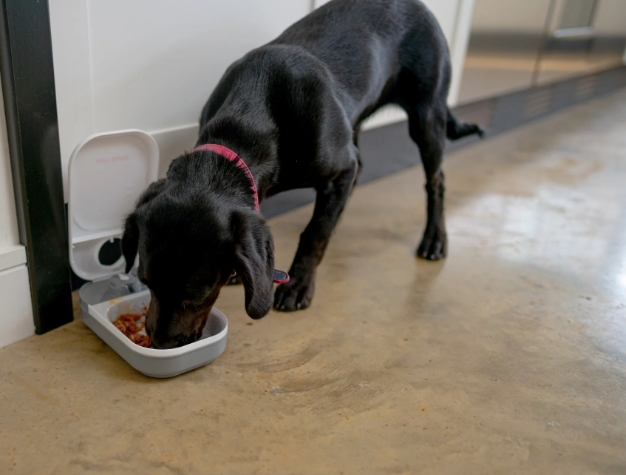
[50,0,311,195]
[51,0,476,194]
[0,75,19,249]
[0,73,35,348]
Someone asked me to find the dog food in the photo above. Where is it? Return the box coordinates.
[113,313,151,348]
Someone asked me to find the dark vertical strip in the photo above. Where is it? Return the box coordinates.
[531,0,558,87]
[0,1,25,240]
[0,0,73,333]
[588,0,600,27]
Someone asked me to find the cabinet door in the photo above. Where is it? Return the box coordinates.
[536,0,598,84]
[459,0,553,103]
[536,0,626,85]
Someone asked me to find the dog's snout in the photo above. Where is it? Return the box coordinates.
[150,337,183,350]
[148,320,201,349]
[144,294,212,349]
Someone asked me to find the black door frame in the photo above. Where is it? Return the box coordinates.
[0,0,73,333]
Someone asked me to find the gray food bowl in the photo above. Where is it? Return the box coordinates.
[84,290,228,378]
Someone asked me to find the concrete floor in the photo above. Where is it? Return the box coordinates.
[2,90,626,474]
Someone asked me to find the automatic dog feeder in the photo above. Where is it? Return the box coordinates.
[68,130,228,378]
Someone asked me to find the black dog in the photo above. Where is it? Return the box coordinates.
[121,0,483,349]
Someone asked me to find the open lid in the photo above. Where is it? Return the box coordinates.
[68,130,159,281]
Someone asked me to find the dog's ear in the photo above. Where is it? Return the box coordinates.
[121,180,166,273]
[121,213,140,273]
[232,211,274,320]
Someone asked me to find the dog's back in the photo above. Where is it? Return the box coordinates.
[270,0,448,125]
[200,0,449,132]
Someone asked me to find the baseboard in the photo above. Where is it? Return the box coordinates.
[150,123,199,178]
[0,244,26,272]
[0,264,35,348]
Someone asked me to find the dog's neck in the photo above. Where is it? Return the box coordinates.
[192,144,260,212]
[196,118,278,201]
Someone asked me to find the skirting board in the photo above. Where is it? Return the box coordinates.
[0,264,35,348]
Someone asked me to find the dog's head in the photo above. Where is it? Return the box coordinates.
[121,179,274,349]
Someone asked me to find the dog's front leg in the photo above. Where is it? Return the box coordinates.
[274,159,358,312]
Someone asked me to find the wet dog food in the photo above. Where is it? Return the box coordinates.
[113,313,151,348]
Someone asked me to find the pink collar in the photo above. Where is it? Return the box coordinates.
[191,143,289,285]
[192,143,260,212]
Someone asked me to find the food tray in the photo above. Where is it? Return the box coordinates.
[84,290,228,378]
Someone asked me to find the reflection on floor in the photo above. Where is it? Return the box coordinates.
[2,89,626,474]
[460,52,625,103]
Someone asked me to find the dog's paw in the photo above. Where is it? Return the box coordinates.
[227,273,242,285]
[417,227,447,261]
[273,276,315,312]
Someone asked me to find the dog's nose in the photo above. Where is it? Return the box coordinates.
[149,336,181,350]
[150,330,192,349]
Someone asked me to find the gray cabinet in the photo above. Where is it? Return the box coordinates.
[459,0,626,104]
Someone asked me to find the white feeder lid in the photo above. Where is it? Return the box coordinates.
[68,130,159,281]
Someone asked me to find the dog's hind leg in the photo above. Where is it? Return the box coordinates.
[394,62,450,262]
[408,99,448,261]
[274,150,359,312]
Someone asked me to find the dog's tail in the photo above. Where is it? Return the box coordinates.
[446,107,484,141]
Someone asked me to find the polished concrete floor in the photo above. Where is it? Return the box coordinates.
[2,90,626,474]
